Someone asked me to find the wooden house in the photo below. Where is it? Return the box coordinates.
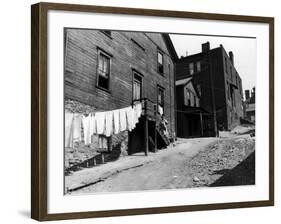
[176,77,209,138]
[64,29,177,155]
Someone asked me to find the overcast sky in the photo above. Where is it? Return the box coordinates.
[170,34,256,92]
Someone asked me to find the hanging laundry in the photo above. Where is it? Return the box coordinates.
[89,113,96,138]
[113,109,120,134]
[95,112,106,135]
[72,113,82,143]
[133,106,139,125]
[65,112,74,148]
[104,111,113,137]
[158,105,163,115]
[135,102,142,118]
[126,106,135,131]
[119,108,127,132]
[82,115,91,145]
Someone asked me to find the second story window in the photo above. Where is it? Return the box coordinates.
[189,63,194,75]
[97,50,111,91]
[196,61,201,72]
[157,51,164,74]
[184,88,191,106]
[133,72,142,100]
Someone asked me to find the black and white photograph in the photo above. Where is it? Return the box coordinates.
[64,28,256,195]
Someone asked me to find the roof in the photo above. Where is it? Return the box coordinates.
[175,77,192,86]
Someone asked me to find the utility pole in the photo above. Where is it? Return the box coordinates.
[207,46,218,137]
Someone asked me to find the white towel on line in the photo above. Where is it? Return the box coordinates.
[95,112,106,135]
[82,115,91,145]
[119,108,127,132]
[104,111,113,137]
[113,109,120,134]
[72,113,82,142]
[126,107,135,131]
[65,113,74,148]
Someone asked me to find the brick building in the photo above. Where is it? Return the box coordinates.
[64,29,177,155]
[176,42,244,136]
[244,87,255,122]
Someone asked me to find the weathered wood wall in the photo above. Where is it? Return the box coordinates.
[64,29,175,135]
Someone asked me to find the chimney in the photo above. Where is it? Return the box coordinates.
[202,42,210,53]
[251,87,255,99]
[229,51,234,65]
[245,90,250,100]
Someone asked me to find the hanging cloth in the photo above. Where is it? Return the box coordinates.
[135,102,142,118]
[95,112,106,135]
[119,108,127,132]
[65,112,74,148]
[113,109,120,134]
[126,106,135,131]
[82,115,91,145]
[89,113,96,137]
[104,111,113,137]
[158,105,163,115]
[72,113,82,142]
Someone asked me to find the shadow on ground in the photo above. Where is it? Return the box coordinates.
[65,143,123,176]
[209,151,255,187]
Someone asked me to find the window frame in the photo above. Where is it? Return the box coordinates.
[157,85,165,113]
[96,48,112,92]
[157,50,164,75]
[196,61,201,72]
[132,70,143,101]
[189,62,194,75]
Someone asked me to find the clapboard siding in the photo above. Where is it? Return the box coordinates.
[64,29,175,134]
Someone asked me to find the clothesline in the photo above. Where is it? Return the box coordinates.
[65,103,142,148]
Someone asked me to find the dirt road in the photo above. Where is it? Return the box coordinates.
[72,134,255,194]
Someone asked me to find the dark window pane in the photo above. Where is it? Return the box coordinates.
[98,75,109,90]
[157,52,164,74]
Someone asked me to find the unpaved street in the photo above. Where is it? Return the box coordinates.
[71,134,255,194]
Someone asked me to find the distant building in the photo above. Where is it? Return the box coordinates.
[175,77,210,138]
[244,87,255,122]
[64,29,177,154]
[176,42,244,136]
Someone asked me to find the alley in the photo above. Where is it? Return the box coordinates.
[69,133,255,194]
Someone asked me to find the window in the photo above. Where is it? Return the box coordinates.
[196,97,200,107]
[197,84,201,96]
[97,50,111,90]
[157,51,164,74]
[189,63,194,75]
[133,73,142,100]
[157,86,164,114]
[184,88,191,106]
[196,61,201,72]
[230,66,233,81]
